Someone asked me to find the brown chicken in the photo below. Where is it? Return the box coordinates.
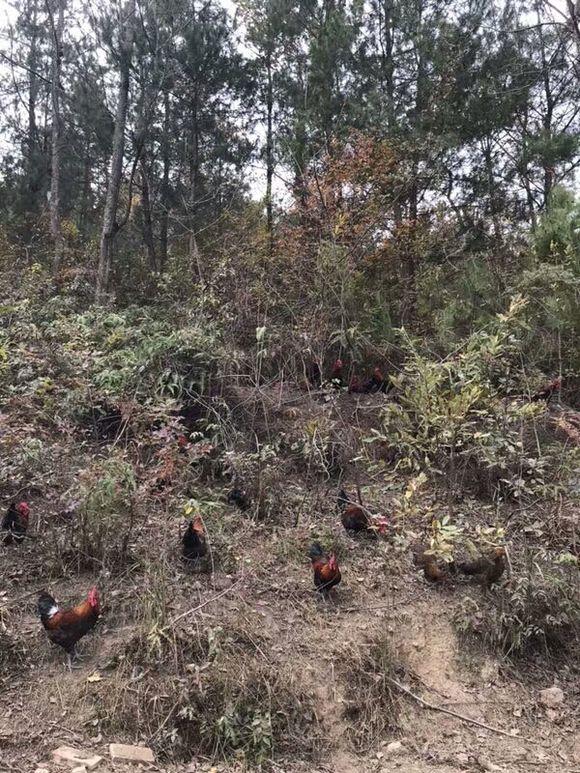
[412,544,455,583]
[2,501,30,545]
[531,376,561,403]
[337,488,372,533]
[182,515,207,562]
[337,489,389,535]
[309,542,341,593]
[457,547,506,588]
[38,587,101,669]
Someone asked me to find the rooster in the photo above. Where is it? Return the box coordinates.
[457,547,506,588]
[364,367,389,394]
[309,542,341,593]
[330,358,344,386]
[2,501,30,545]
[337,488,371,533]
[337,488,388,535]
[531,376,561,403]
[182,515,207,563]
[38,587,101,669]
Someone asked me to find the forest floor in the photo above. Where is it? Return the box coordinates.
[1,384,579,773]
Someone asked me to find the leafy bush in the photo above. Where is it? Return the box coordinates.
[72,453,137,571]
[456,557,580,661]
[368,297,568,499]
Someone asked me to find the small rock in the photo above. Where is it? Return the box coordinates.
[479,660,498,682]
[539,686,564,708]
[109,743,155,764]
[511,745,528,761]
[456,752,469,765]
[385,740,404,755]
[52,746,103,770]
[34,769,49,773]
[477,758,502,772]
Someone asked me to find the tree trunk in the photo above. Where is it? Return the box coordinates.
[95,0,136,301]
[78,138,91,234]
[381,0,401,223]
[139,157,157,272]
[26,0,40,214]
[188,88,203,281]
[565,0,580,67]
[537,11,555,207]
[47,0,66,275]
[265,49,274,255]
[483,139,503,244]
[159,89,171,270]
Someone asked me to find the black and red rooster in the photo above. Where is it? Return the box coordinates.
[2,501,30,545]
[38,586,101,669]
[309,542,341,593]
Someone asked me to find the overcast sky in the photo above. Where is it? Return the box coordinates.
[0,0,576,202]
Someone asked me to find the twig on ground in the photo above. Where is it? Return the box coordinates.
[386,676,540,745]
[165,579,241,628]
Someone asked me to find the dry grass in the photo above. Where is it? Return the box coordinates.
[455,554,580,664]
[95,595,323,765]
[0,622,28,675]
[339,626,403,753]
[2,380,579,771]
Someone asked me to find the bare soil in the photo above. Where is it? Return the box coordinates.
[1,386,578,773]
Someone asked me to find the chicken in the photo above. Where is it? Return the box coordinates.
[2,501,30,545]
[457,547,506,588]
[531,376,561,403]
[363,367,389,394]
[337,488,371,533]
[337,488,389,535]
[309,542,341,593]
[38,586,101,669]
[412,543,455,583]
[330,358,344,386]
[182,515,207,562]
[227,488,250,511]
[348,375,366,394]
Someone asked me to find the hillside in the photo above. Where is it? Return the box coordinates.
[1,0,580,768]
[1,292,578,771]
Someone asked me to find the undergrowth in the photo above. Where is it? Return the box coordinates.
[96,603,322,765]
[340,627,402,752]
[456,555,580,663]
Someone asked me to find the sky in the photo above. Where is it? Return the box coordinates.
[0,0,576,203]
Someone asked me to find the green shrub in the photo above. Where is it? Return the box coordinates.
[73,453,137,571]
[368,297,560,498]
[456,557,580,661]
